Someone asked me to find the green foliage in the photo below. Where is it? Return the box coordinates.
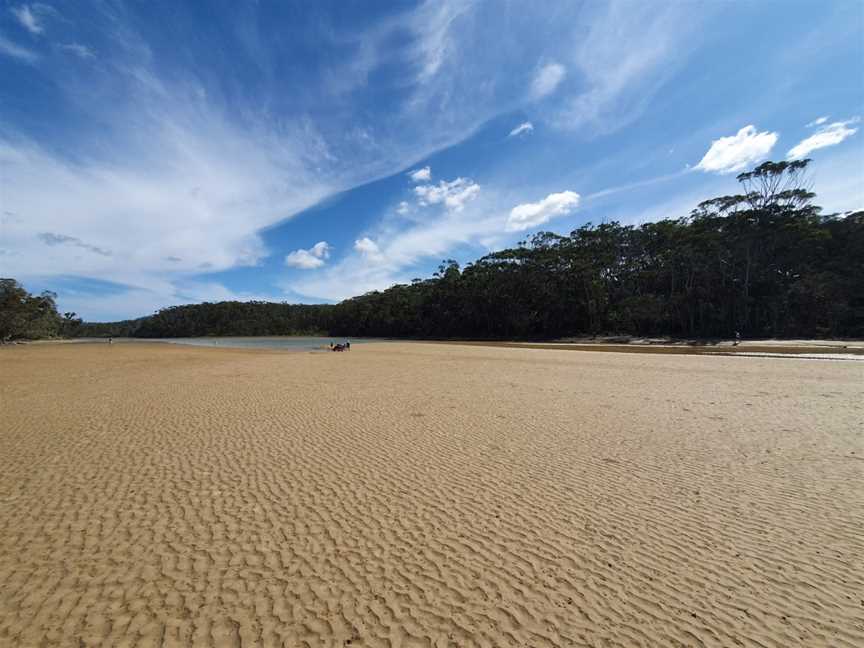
[0,279,64,341]
[77,301,334,338]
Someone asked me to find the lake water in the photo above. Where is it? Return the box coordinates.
[148,336,378,351]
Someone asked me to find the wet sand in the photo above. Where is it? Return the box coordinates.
[1,342,862,647]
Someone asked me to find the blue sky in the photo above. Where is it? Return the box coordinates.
[1,0,862,321]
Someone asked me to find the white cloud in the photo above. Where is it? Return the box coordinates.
[285,241,331,269]
[695,125,779,174]
[806,116,829,128]
[0,34,37,62]
[311,241,331,256]
[508,121,534,138]
[530,63,566,100]
[58,43,96,60]
[414,177,480,211]
[11,5,43,35]
[354,237,384,263]
[506,191,580,231]
[788,118,859,160]
[409,166,431,182]
[396,201,411,215]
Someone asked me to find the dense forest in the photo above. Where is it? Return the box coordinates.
[3,159,863,342]
[77,302,333,339]
[0,279,83,341]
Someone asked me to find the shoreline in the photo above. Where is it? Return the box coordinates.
[436,339,864,359]
[9,335,864,359]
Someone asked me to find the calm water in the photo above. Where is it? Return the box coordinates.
[147,336,379,351]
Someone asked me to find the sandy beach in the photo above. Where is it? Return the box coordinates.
[1,342,862,647]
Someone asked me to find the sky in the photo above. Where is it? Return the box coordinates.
[1,0,862,321]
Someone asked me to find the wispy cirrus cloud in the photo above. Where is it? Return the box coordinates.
[11,4,44,35]
[508,121,534,137]
[58,43,95,59]
[552,2,711,134]
[530,63,566,100]
[0,34,37,62]
[695,125,779,174]
[788,118,859,160]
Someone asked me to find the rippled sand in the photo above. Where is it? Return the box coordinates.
[1,342,862,647]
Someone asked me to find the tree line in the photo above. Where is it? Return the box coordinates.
[3,159,862,341]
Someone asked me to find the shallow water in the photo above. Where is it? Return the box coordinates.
[136,336,377,351]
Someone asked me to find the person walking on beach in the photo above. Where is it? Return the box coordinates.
[346,340,351,351]
[734,331,741,346]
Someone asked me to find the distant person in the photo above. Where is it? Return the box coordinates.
[734,331,741,346]
[108,337,113,344]
[329,342,334,350]
[346,340,351,351]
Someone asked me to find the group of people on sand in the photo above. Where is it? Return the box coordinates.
[329,340,351,352]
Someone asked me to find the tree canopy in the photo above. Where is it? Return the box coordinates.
[0,279,82,341]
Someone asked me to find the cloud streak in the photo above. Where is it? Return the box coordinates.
[38,232,112,257]
[58,43,96,59]
[0,34,38,62]
[11,5,43,35]
[806,116,829,128]
[508,121,534,137]
[552,2,710,134]
[788,118,859,160]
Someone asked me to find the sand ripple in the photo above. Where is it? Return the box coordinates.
[1,343,862,647]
